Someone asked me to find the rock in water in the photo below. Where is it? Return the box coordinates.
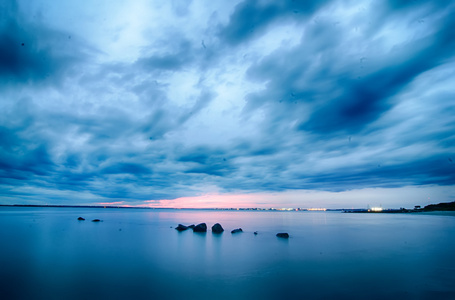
[231,228,243,234]
[254,231,258,235]
[77,217,85,221]
[92,219,101,222]
[212,223,224,233]
[175,224,189,231]
[276,233,289,238]
[188,224,195,229]
[193,223,207,232]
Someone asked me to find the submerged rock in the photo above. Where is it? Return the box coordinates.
[77,217,85,221]
[254,231,258,235]
[193,223,207,232]
[276,233,289,238]
[92,219,102,222]
[212,223,224,233]
[231,228,243,234]
[175,224,190,231]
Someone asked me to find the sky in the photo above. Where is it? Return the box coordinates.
[1,0,454,209]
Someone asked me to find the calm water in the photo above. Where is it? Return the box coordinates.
[1,207,454,300]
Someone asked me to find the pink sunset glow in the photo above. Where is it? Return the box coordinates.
[141,194,263,209]
[94,186,452,209]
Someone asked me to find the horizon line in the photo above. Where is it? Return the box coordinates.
[0,204,423,211]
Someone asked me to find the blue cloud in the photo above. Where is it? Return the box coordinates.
[101,163,152,176]
[218,0,330,46]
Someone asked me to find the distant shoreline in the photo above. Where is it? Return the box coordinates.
[343,201,455,214]
[0,204,341,211]
[0,201,454,213]
[0,204,149,209]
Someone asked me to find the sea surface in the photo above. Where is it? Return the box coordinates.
[1,207,454,300]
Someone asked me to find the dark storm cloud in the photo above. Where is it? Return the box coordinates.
[301,154,455,190]
[0,64,217,204]
[101,163,152,176]
[0,0,90,85]
[303,14,455,133]
[173,138,297,192]
[136,36,220,74]
[177,145,235,177]
[244,2,455,134]
[137,40,193,71]
[0,98,55,181]
[218,0,330,46]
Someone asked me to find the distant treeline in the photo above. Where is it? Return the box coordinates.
[423,201,455,211]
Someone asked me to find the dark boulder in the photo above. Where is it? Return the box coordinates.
[254,231,258,235]
[193,223,207,232]
[188,224,195,229]
[175,224,189,231]
[231,228,243,234]
[92,219,102,222]
[211,223,224,233]
[77,217,85,221]
[276,233,289,238]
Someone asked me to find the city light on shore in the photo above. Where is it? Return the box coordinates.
[369,207,383,212]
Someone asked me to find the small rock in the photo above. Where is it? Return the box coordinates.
[175,224,189,231]
[276,233,289,238]
[77,217,85,221]
[92,219,101,222]
[231,228,243,234]
[254,231,258,235]
[212,223,224,233]
[193,223,207,232]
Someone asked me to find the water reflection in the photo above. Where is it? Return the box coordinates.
[0,207,454,299]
